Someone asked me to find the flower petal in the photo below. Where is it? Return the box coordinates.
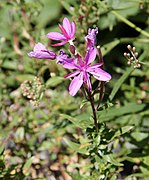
[65,70,80,78]
[87,63,102,71]
[51,41,67,47]
[33,42,46,51]
[84,72,92,91]
[85,27,98,50]
[69,73,83,96]
[89,68,112,81]
[84,47,97,65]
[63,61,78,69]
[59,24,69,39]
[71,21,76,38]
[28,43,56,59]
[62,17,72,37]
[46,32,66,40]
[28,51,56,59]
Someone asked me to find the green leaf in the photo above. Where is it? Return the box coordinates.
[46,76,65,87]
[97,103,146,122]
[63,138,89,155]
[15,127,25,142]
[36,0,61,28]
[109,66,134,101]
[102,154,123,166]
[60,113,93,129]
[104,126,134,142]
[101,39,120,56]
[112,126,134,140]
[23,158,32,171]
[60,0,75,15]
[131,132,148,142]
[15,74,35,82]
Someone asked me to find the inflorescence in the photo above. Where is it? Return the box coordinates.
[27,17,111,97]
[124,45,141,69]
[21,76,43,107]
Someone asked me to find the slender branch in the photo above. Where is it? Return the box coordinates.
[85,87,98,132]
[98,1,149,38]
[111,10,149,38]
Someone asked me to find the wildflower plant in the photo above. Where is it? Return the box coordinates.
[28,17,111,132]
[1,0,149,179]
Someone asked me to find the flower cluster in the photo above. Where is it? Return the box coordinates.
[21,77,43,107]
[124,45,141,69]
[28,17,111,96]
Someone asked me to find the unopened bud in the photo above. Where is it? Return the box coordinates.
[127,53,130,57]
[132,47,136,52]
[130,57,134,61]
[124,52,127,56]
[137,64,141,68]
[134,52,138,57]
[127,45,132,50]
[134,65,137,68]
[69,45,76,54]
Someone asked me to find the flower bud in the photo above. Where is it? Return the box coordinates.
[135,52,138,57]
[132,47,136,52]
[127,53,130,58]
[130,57,134,61]
[69,45,76,55]
[124,52,127,56]
[127,45,132,50]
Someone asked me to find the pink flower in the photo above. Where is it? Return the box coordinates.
[28,42,56,59]
[57,48,111,96]
[46,17,76,46]
[85,28,98,50]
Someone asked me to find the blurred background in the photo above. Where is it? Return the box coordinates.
[0,0,149,179]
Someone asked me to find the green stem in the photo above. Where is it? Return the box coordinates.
[140,61,149,67]
[98,1,149,38]
[111,10,149,38]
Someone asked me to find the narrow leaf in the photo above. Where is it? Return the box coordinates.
[63,138,89,155]
[46,76,65,87]
[97,103,146,122]
[109,66,133,101]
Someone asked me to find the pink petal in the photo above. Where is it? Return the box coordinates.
[63,62,78,69]
[65,70,80,78]
[59,24,69,39]
[46,32,66,40]
[87,63,102,71]
[62,17,72,37]
[51,41,68,47]
[71,21,76,38]
[34,42,46,51]
[84,72,92,91]
[78,55,84,67]
[89,68,112,81]
[69,73,83,96]
[85,48,97,65]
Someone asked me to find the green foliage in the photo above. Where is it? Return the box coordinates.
[0,0,149,179]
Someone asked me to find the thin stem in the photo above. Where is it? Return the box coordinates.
[85,87,98,132]
[98,1,149,38]
[111,10,149,38]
